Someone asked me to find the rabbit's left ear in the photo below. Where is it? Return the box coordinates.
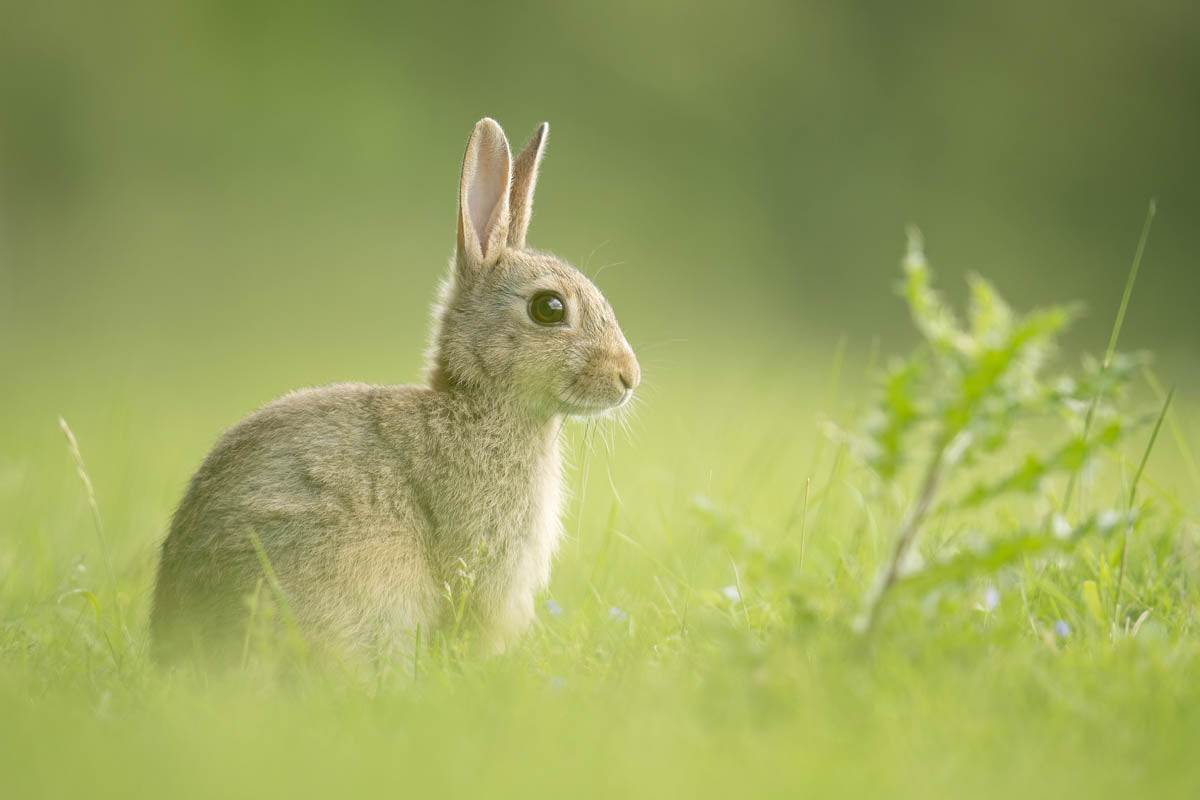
[507,122,548,250]
[457,118,512,271]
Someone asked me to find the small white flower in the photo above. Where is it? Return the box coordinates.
[982,585,1000,612]
[1051,513,1072,539]
[608,606,627,621]
[721,585,741,603]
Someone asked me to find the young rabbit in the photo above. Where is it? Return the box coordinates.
[150,118,640,662]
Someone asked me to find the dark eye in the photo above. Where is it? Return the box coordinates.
[528,291,566,325]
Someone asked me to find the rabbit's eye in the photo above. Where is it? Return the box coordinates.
[528,291,566,326]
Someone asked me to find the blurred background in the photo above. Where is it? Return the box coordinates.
[2,0,1198,563]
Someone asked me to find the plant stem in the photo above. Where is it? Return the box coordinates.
[861,441,946,633]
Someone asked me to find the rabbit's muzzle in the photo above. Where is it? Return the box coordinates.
[564,346,640,414]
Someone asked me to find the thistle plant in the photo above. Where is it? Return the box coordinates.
[854,228,1153,633]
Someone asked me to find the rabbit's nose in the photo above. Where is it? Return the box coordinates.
[617,354,641,391]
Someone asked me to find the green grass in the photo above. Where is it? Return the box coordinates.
[2,246,1199,798]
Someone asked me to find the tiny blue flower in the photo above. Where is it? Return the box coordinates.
[1054,619,1071,638]
[721,585,741,603]
[549,676,566,691]
[608,606,627,621]
[545,599,563,616]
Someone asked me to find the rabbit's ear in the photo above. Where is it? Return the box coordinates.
[507,122,548,249]
[457,118,512,271]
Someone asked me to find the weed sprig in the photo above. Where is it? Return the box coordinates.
[855,226,1161,633]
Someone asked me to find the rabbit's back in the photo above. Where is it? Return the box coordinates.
[151,383,441,660]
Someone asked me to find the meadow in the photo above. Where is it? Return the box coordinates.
[3,1,1200,796]
[3,217,1198,797]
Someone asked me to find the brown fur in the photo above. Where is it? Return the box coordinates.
[150,119,640,662]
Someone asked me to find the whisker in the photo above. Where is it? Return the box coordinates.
[589,260,626,282]
[582,240,610,275]
[597,419,614,457]
[545,375,584,436]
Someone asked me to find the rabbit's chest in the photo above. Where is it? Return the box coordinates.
[465,448,561,547]
[440,439,563,586]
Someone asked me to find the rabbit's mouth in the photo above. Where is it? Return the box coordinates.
[559,388,633,417]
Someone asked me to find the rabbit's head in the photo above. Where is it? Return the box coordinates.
[428,119,639,418]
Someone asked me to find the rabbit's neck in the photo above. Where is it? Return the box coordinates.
[443,383,564,437]
[434,387,565,503]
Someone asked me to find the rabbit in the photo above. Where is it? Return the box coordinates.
[150,118,640,663]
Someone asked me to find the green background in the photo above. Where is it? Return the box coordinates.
[3,0,1198,381]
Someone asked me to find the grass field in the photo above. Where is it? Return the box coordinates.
[2,225,1198,798]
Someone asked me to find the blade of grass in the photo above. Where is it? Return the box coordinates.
[247,529,308,658]
[1142,367,1200,491]
[729,557,751,628]
[806,336,849,478]
[799,477,811,570]
[1063,199,1156,514]
[58,417,116,593]
[58,415,127,659]
[1105,199,1157,366]
[1114,386,1174,616]
[1128,386,1173,507]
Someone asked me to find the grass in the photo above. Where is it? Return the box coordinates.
[2,236,1199,798]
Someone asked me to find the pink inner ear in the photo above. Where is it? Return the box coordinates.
[468,143,507,254]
